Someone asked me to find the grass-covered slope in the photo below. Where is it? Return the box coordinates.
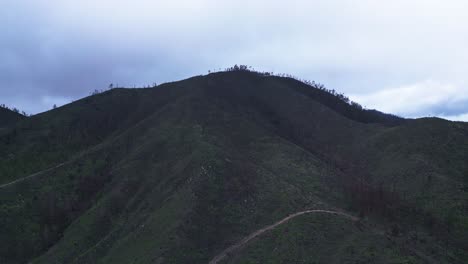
[0,85,187,185]
[0,70,466,264]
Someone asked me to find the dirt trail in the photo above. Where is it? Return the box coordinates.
[0,163,65,189]
[209,209,358,264]
[0,137,109,190]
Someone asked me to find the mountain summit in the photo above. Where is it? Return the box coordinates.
[1,69,467,264]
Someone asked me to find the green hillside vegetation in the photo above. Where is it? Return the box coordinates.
[1,68,467,263]
[0,106,25,129]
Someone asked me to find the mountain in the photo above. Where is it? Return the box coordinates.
[1,69,467,264]
[0,107,25,129]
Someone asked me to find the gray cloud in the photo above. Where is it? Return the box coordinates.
[349,80,468,119]
[1,0,467,120]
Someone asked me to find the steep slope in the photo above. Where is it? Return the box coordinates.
[0,70,466,264]
[0,85,187,185]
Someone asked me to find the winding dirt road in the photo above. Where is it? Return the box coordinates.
[209,209,359,264]
[0,163,65,189]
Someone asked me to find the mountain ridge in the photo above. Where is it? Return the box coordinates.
[0,70,466,263]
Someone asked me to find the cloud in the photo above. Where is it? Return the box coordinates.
[41,95,72,109]
[439,112,468,122]
[1,0,468,119]
[349,80,468,118]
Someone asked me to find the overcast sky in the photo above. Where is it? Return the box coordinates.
[1,0,467,121]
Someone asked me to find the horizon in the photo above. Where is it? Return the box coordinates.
[1,66,467,122]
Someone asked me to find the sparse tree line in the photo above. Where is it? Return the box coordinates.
[91,82,158,96]
[2,81,160,115]
[0,104,28,116]
[207,65,402,124]
[209,64,366,109]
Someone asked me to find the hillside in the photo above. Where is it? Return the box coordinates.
[0,107,25,129]
[0,70,467,264]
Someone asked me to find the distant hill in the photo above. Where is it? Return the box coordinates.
[0,107,25,129]
[0,69,466,264]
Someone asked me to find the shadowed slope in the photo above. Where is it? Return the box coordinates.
[0,107,25,129]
